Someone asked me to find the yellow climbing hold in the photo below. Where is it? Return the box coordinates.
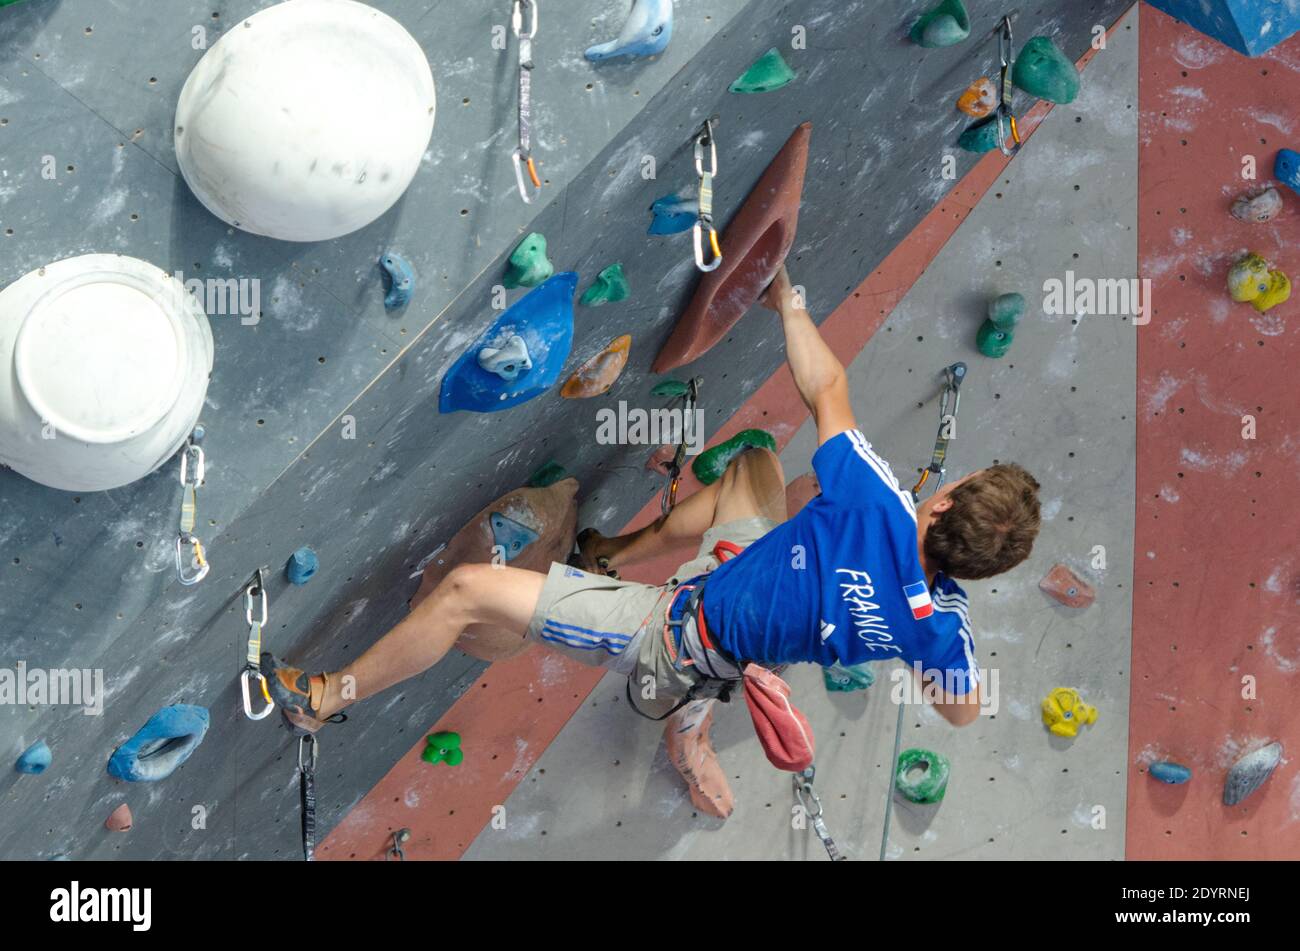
[1041,687,1098,738]
[1228,251,1291,313]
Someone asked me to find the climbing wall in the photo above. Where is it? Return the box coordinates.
[462,7,1140,862]
[0,0,1131,860]
[1129,3,1300,860]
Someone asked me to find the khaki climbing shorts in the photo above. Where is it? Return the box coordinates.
[526,516,778,716]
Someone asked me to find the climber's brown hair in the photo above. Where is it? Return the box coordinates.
[924,463,1041,580]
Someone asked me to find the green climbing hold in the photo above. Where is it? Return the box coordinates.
[528,461,568,489]
[503,233,555,289]
[910,0,971,48]
[895,748,950,804]
[422,731,464,767]
[729,48,795,94]
[977,319,1014,358]
[692,429,777,485]
[580,263,630,307]
[824,662,875,693]
[651,379,691,399]
[1012,36,1080,105]
[987,292,1026,329]
[957,116,1000,154]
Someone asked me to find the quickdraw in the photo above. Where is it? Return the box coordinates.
[174,438,209,586]
[794,765,845,861]
[994,15,1022,157]
[692,117,723,272]
[660,377,702,516]
[240,569,275,721]
[510,0,542,203]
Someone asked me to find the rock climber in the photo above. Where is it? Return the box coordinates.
[263,263,1042,819]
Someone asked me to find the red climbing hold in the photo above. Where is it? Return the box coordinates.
[646,444,677,475]
[1039,563,1095,608]
[653,122,812,373]
[105,803,133,832]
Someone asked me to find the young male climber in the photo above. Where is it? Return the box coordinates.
[263,264,1042,818]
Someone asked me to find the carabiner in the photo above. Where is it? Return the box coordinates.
[511,0,537,40]
[244,573,268,628]
[995,16,1022,157]
[693,220,723,272]
[512,149,542,204]
[175,533,209,586]
[241,667,275,720]
[179,443,205,488]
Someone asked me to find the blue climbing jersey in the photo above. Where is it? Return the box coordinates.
[701,430,979,694]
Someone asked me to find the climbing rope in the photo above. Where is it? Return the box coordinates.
[994,15,1022,157]
[693,117,723,272]
[174,438,209,586]
[660,377,702,515]
[794,765,846,861]
[240,568,275,721]
[299,733,318,861]
[511,0,542,204]
[879,362,969,860]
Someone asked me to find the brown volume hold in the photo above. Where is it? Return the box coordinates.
[105,803,133,832]
[1039,564,1095,608]
[561,335,632,399]
[653,123,813,373]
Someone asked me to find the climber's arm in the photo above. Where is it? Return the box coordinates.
[763,266,856,446]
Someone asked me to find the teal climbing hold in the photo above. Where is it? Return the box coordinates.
[503,233,555,289]
[286,547,318,585]
[107,705,210,783]
[987,292,1026,329]
[1223,741,1282,806]
[380,252,414,309]
[692,429,777,485]
[910,0,971,48]
[490,512,540,562]
[648,191,698,235]
[824,663,875,693]
[1012,36,1080,104]
[585,0,673,61]
[1149,761,1192,785]
[729,48,795,94]
[422,731,464,766]
[528,460,568,489]
[977,320,1014,358]
[895,748,951,804]
[15,740,51,774]
[440,272,579,414]
[958,116,1001,154]
[1276,149,1300,196]
[581,263,630,307]
[651,379,692,398]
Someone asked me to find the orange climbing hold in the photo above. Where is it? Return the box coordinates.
[1039,563,1095,608]
[653,123,812,373]
[561,335,632,399]
[105,803,133,832]
[957,77,997,118]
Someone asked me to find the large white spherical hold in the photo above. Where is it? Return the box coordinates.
[175,0,436,242]
[0,255,214,492]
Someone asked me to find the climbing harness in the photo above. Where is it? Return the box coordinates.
[511,0,542,204]
[693,117,723,272]
[794,766,846,861]
[994,15,1022,157]
[660,377,702,515]
[387,828,412,861]
[878,362,969,861]
[298,733,318,861]
[174,437,209,586]
[240,569,275,721]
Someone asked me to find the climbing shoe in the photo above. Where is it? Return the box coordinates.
[568,528,619,578]
[260,654,347,736]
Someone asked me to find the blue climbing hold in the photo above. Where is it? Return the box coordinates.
[1276,149,1300,196]
[380,252,414,309]
[15,740,51,774]
[490,512,540,562]
[439,272,579,414]
[1149,761,1192,785]
[585,0,673,61]
[286,547,319,585]
[107,704,210,783]
[648,191,699,235]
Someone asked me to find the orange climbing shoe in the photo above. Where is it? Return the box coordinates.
[665,701,735,819]
[568,528,619,578]
[260,654,347,736]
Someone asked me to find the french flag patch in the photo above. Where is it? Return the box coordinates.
[903,581,933,620]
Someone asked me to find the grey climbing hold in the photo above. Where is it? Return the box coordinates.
[380,252,414,309]
[15,740,52,775]
[1149,761,1192,785]
[478,335,533,381]
[1223,741,1282,806]
[1231,186,1282,223]
[107,704,210,783]
[286,547,318,585]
